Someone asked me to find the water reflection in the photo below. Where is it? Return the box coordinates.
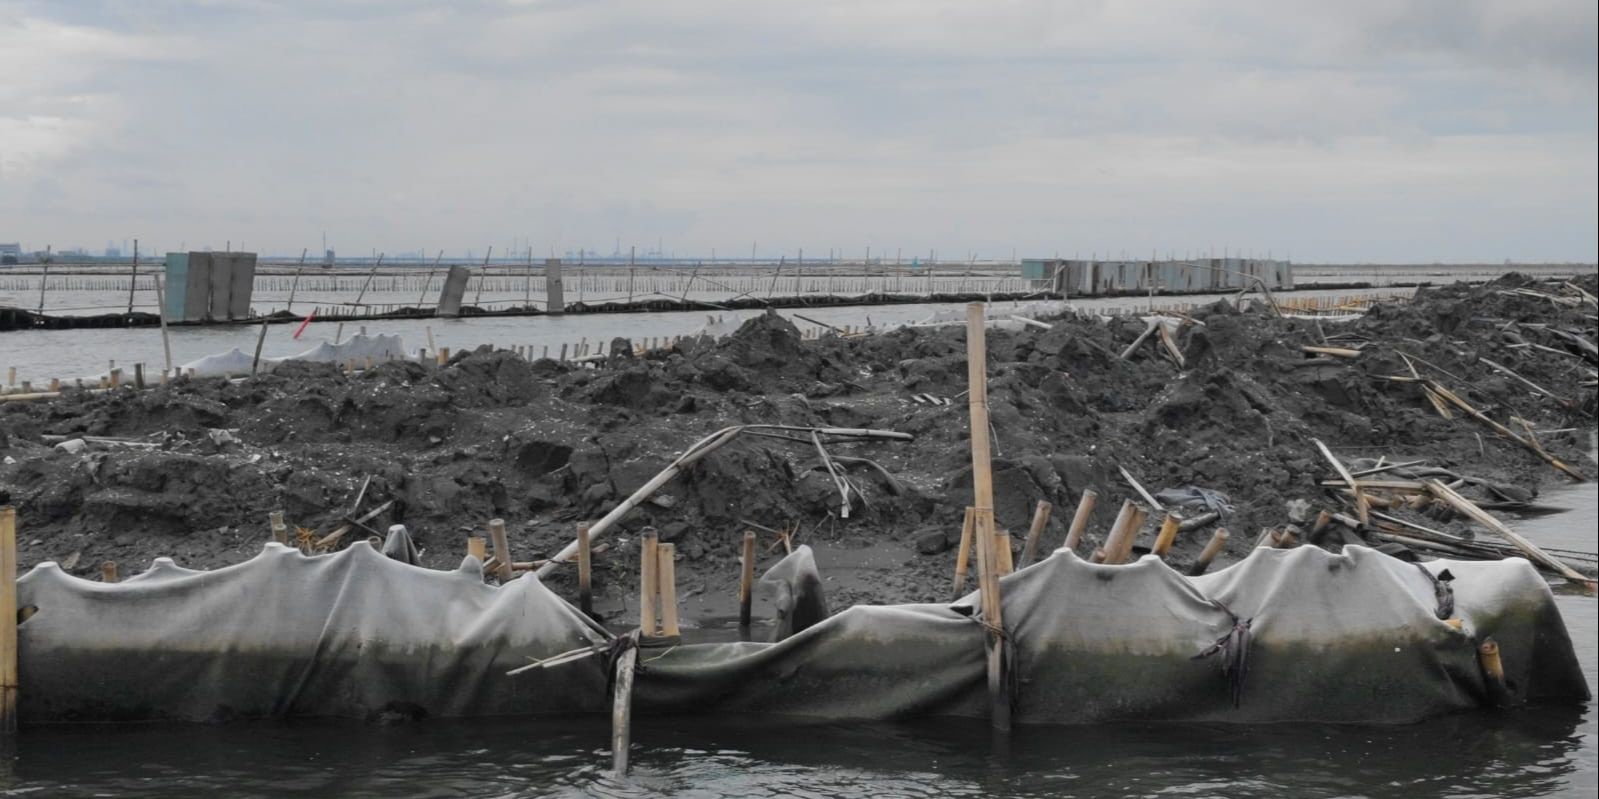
[2,702,1588,798]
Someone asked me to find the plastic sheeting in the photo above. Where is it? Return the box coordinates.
[15,544,1587,726]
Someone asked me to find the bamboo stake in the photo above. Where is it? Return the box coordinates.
[1101,499,1149,564]
[739,530,756,629]
[1151,511,1182,558]
[657,543,680,637]
[269,510,287,544]
[1425,480,1594,589]
[965,302,1008,731]
[611,633,639,776]
[1064,489,1097,553]
[952,506,976,596]
[467,536,486,562]
[488,518,513,583]
[1018,500,1053,567]
[101,561,118,583]
[995,530,1014,575]
[1,506,16,734]
[577,522,593,617]
[639,529,659,637]
[1188,528,1229,576]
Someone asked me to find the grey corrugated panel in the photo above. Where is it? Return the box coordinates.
[163,253,189,320]
[436,264,471,317]
[545,259,565,313]
[183,252,213,321]
[206,252,233,321]
[226,253,257,319]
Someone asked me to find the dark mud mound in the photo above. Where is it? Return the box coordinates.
[2,274,1594,612]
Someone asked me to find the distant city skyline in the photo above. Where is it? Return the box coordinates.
[3,2,1595,263]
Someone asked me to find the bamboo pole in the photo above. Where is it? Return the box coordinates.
[1151,511,1182,558]
[1,505,17,734]
[1188,528,1230,576]
[1064,489,1097,553]
[1426,480,1594,589]
[1100,499,1146,564]
[467,536,486,561]
[270,510,287,544]
[965,302,1009,731]
[639,529,659,637]
[739,530,756,629]
[577,522,593,616]
[488,518,513,583]
[657,543,680,637]
[101,561,118,583]
[1019,500,1053,568]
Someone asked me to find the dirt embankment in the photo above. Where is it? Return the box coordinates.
[1,274,1594,618]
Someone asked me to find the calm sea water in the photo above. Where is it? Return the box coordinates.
[1,286,1412,382]
[1,486,1592,798]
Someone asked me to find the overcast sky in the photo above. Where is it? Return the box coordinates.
[2,0,1595,262]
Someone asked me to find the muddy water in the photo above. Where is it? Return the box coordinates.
[2,489,1592,798]
[1,286,1410,383]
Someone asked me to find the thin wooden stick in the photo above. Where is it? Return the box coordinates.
[1314,438,1369,524]
[1118,466,1164,511]
[1426,381,1587,481]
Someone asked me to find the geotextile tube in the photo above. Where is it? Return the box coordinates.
[14,544,1587,725]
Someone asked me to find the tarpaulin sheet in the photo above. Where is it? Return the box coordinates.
[15,543,1586,725]
[19,543,609,723]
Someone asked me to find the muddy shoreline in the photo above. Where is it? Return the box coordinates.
[2,274,1594,625]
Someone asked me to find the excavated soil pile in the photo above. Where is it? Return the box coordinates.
[1,274,1593,616]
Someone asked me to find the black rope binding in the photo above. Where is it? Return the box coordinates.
[1414,563,1456,620]
[1192,599,1253,709]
